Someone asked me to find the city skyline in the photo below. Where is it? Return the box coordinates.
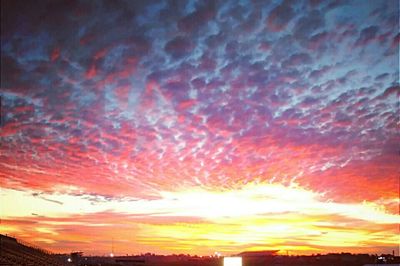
[1,0,399,256]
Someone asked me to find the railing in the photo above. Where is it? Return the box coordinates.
[1,234,54,255]
[18,238,54,255]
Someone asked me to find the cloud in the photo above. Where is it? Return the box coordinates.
[379,85,399,99]
[355,25,379,46]
[164,36,195,58]
[282,53,312,68]
[267,2,295,32]
[177,2,215,33]
[293,9,325,45]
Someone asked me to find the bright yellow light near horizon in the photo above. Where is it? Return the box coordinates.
[2,182,400,255]
[224,257,242,266]
[157,183,399,224]
[0,225,20,236]
[2,184,399,225]
[36,227,58,235]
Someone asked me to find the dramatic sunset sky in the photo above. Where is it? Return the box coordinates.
[1,0,399,256]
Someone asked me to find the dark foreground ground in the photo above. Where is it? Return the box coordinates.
[77,253,400,266]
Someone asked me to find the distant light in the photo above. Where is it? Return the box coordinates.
[110,253,114,257]
[223,257,242,266]
[67,258,72,262]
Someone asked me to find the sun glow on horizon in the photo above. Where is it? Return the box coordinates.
[1,181,399,255]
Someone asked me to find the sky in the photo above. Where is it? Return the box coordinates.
[0,0,399,256]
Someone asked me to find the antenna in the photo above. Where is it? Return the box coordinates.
[110,238,114,257]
